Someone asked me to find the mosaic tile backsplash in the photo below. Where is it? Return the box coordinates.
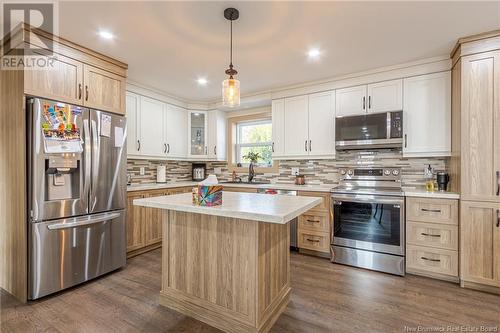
[127,149,448,189]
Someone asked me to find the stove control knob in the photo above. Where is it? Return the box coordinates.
[340,169,346,175]
[392,169,400,176]
[384,169,391,176]
[347,170,354,176]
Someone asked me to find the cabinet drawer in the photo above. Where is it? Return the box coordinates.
[406,197,458,225]
[298,213,329,233]
[406,221,458,250]
[299,191,330,212]
[298,230,330,253]
[406,245,458,277]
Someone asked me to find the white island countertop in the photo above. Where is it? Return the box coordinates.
[133,191,323,224]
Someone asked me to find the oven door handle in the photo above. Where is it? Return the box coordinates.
[331,194,404,205]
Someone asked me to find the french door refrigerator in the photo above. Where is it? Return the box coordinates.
[27,97,127,300]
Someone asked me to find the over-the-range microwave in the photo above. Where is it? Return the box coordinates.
[335,111,403,150]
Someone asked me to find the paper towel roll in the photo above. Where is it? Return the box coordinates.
[157,165,166,183]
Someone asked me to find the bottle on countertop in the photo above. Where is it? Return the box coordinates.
[424,164,434,192]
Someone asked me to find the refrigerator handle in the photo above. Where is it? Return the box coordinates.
[83,117,91,210]
[90,118,99,210]
[47,212,121,230]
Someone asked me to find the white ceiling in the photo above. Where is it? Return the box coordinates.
[57,1,500,102]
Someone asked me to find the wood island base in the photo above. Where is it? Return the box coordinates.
[159,210,291,333]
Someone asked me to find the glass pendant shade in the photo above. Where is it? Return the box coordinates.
[222,77,240,107]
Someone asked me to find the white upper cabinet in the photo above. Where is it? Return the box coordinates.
[207,110,227,161]
[284,95,310,157]
[126,92,140,156]
[272,91,335,159]
[367,79,402,113]
[139,96,166,157]
[336,79,403,117]
[188,110,208,158]
[271,99,285,157]
[335,85,366,117]
[165,104,188,158]
[308,91,335,157]
[403,71,451,157]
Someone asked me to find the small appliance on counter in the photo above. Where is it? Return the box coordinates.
[192,163,206,181]
[295,174,305,185]
[436,171,450,191]
[157,165,166,183]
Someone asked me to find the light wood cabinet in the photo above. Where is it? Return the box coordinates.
[403,72,451,157]
[460,201,500,287]
[126,192,146,253]
[24,52,83,105]
[126,187,193,257]
[405,197,459,281]
[298,230,330,253]
[460,51,500,202]
[297,191,331,255]
[83,65,126,115]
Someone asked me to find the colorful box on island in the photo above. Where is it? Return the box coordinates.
[197,185,223,206]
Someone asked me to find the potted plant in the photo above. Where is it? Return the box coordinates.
[243,151,260,183]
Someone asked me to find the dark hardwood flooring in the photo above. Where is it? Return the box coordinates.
[1,249,499,333]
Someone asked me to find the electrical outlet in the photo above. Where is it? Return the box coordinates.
[214,167,222,175]
[291,167,300,176]
[140,167,145,176]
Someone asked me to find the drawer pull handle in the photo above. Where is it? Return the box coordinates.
[496,171,500,196]
[421,256,441,262]
[306,238,320,243]
[421,208,441,213]
[497,209,500,228]
[421,232,441,237]
[306,219,320,223]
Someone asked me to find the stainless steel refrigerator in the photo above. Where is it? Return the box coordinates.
[27,97,127,300]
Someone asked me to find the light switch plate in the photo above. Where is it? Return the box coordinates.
[140,167,145,176]
[214,167,222,175]
[291,167,299,176]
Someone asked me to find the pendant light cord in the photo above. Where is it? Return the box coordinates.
[230,20,233,68]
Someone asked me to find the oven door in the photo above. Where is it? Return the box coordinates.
[332,193,404,255]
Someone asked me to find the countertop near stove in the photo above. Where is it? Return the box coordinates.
[403,188,460,199]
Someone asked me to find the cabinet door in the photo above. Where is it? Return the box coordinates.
[335,85,366,117]
[143,193,163,246]
[284,96,309,157]
[126,192,145,252]
[24,52,83,105]
[126,92,140,156]
[367,79,402,113]
[461,51,500,202]
[461,201,500,287]
[308,91,335,157]
[165,104,188,158]
[188,111,208,157]
[139,96,166,157]
[271,99,285,157]
[207,110,226,160]
[403,72,451,157]
[83,65,125,115]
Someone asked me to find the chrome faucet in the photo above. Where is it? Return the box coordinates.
[248,162,255,183]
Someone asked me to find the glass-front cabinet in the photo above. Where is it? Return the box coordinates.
[188,110,208,157]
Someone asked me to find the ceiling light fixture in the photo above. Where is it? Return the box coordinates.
[307,48,321,60]
[222,7,240,108]
[98,30,114,40]
[197,77,208,86]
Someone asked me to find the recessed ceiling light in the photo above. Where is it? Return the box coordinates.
[197,77,208,86]
[307,48,321,60]
[98,30,115,40]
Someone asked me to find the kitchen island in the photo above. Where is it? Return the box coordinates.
[133,191,322,333]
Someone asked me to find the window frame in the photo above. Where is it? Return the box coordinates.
[227,112,279,174]
[235,119,273,167]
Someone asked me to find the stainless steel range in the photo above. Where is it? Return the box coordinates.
[331,167,405,276]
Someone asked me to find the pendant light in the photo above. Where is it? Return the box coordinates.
[222,8,240,107]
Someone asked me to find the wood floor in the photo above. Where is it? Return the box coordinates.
[1,249,499,333]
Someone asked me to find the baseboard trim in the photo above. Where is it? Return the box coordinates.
[460,280,500,295]
[126,242,161,259]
